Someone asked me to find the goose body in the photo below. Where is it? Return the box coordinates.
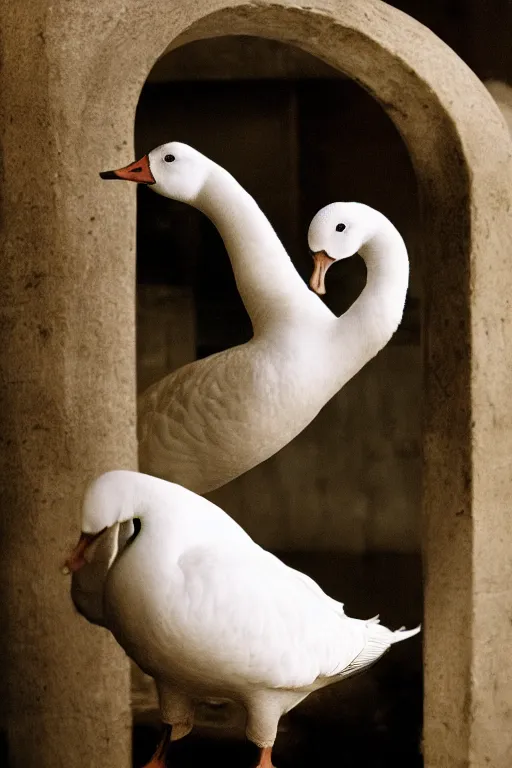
[102,145,409,494]
[67,470,420,765]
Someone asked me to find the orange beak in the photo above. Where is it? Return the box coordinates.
[99,154,155,184]
[62,531,105,574]
[309,250,335,295]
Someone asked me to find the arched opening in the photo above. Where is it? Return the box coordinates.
[4,3,511,768]
[133,35,423,767]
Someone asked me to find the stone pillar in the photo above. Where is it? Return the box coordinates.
[0,2,134,767]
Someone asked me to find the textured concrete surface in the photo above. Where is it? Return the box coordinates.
[0,1,136,767]
[1,1,511,767]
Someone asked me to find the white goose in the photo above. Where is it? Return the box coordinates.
[65,470,420,768]
[101,145,409,494]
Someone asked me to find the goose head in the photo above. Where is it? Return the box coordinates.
[308,202,379,296]
[63,471,137,574]
[100,142,213,204]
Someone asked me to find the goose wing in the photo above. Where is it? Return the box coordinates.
[172,546,366,691]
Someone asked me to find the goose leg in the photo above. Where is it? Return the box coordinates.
[143,685,194,766]
[254,746,275,767]
[245,697,279,768]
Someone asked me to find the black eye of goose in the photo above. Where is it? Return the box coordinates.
[164,154,175,163]
[336,223,346,233]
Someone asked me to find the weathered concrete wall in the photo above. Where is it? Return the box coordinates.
[1,2,512,768]
[0,2,135,766]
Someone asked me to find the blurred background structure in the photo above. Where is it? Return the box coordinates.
[1,2,512,768]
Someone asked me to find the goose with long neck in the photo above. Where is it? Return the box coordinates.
[65,470,420,768]
[101,144,409,493]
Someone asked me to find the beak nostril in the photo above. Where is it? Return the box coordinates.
[130,167,142,173]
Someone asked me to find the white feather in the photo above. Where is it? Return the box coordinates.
[136,145,409,495]
[71,470,420,749]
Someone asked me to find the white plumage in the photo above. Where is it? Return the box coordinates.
[67,470,420,763]
[102,144,410,495]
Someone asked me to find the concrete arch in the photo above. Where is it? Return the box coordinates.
[1,1,511,767]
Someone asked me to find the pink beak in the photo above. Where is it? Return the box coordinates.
[309,250,335,295]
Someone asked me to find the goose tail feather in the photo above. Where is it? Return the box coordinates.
[388,624,421,644]
[334,622,421,680]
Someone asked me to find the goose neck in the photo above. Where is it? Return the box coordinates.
[196,169,318,331]
[332,222,409,386]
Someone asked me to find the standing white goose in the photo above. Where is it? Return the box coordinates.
[101,144,409,494]
[65,470,420,768]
